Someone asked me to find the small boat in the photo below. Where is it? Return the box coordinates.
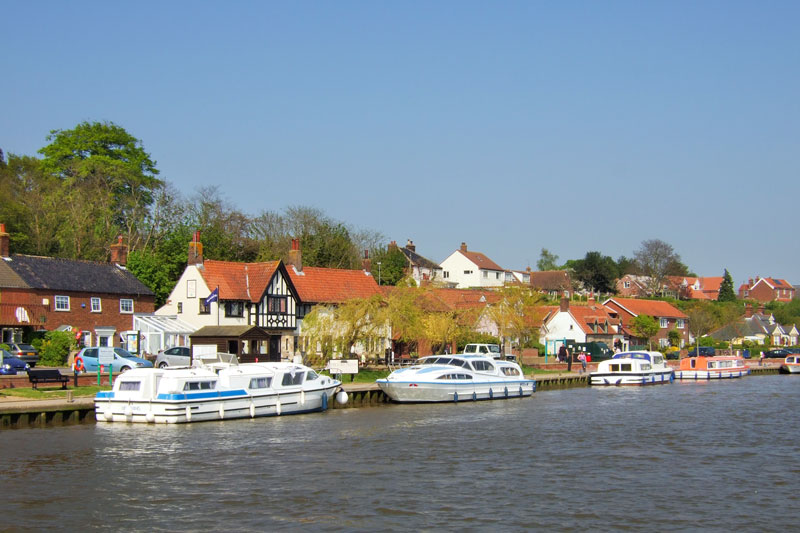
[590,351,674,386]
[675,355,750,380]
[376,354,535,403]
[95,358,344,424]
[780,355,800,374]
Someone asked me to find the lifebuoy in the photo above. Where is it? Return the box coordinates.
[74,356,85,373]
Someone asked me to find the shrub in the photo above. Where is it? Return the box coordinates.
[38,331,77,367]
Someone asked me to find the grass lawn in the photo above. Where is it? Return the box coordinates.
[0,385,111,399]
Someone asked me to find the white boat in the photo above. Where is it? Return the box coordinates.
[94,359,344,424]
[376,354,535,403]
[590,351,674,386]
[675,355,750,380]
[780,355,800,374]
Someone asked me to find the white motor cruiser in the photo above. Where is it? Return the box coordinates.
[376,354,536,403]
[780,355,800,374]
[95,357,344,424]
[590,351,674,386]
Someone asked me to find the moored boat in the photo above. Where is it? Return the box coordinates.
[376,354,535,403]
[675,355,749,380]
[590,351,673,386]
[94,360,343,423]
[780,355,800,374]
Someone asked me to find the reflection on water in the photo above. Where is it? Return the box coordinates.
[1,375,798,531]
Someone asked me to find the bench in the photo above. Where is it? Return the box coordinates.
[27,369,70,390]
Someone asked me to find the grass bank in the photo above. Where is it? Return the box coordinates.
[0,385,111,399]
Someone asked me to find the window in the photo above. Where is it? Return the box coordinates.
[483,271,488,278]
[55,295,70,311]
[464,270,473,275]
[224,301,244,318]
[249,377,272,389]
[660,318,668,328]
[495,272,500,279]
[183,381,216,391]
[199,299,210,315]
[443,271,449,279]
[268,296,288,314]
[120,299,134,314]
[90,297,102,313]
[623,281,631,288]
[177,302,183,314]
[119,381,141,391]
[677,319,685,329]
[281,372,304,386]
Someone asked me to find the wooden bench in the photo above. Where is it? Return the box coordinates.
[27,369,70,390]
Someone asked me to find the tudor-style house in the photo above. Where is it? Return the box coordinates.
[603,297,689,348]
[439,242,505,289]
[0,227,155,348]
[156,232,300,361]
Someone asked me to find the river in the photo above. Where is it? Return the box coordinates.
[1,375,798,532]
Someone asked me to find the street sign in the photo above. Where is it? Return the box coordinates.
[98,347,115,366]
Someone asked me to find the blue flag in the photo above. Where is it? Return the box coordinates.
[204,287,219,306]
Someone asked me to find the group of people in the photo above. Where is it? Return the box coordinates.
[557,345,588,373]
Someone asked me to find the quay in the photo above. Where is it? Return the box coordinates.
[0,364,784,428]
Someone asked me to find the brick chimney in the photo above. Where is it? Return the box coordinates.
[287,238,302,272]
[362,250,371,273]
[560,296,569,312]
[388,240,399,252]
[0,223,9,258]
[406,239,415,252]
[188,230,203,266]
[745,303,753,318]
[758,305,765,315]
[110,235,128,266]
[460,242,468,253]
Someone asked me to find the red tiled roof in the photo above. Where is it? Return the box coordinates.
[603,297,687,319]
[428,288,501,310]
[199,260,280,302]
[287,266,380,304]
[460,250,504,272]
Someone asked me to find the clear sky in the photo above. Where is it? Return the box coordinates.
[3,1,798,287]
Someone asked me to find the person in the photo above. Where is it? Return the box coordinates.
[759,351,765,366]
[558,345,567,363]
[578,352,587,374]
[566,347,573,372]
[385,346,391,367]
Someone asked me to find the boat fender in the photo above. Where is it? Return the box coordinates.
[504,387,508,398]
[300,390,305,406]
[489,388,493,399]
[532,381,537,392]
[219,403,225,419]
[276,398,282,415]
[336,390,348,405]
[453,391,458,403]
[104,409,113,421]
[145,411,155,423]
[519,385,523,396]
[124,404,133,418]
[472,391,477,401]
[321,393,328,411]
[250,402,256,418]
[669,373,674,383]
[185,406,192,422]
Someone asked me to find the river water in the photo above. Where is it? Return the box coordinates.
[1,375,798,532]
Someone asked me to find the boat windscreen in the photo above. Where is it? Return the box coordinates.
[612,352,651,361]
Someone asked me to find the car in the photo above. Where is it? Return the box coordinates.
[6,343,39,367]
[665,349,681,360]
[154,346,191,368]
[0,349,30,375]
[74,347,153,373]
[764,348,791,358]
[687,346,716,357]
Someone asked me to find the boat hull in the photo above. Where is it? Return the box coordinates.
[780,364,800,374]
[94,385,340,424]
[376,379,536,403]
[674,369,749,380]
[590,369,674,386]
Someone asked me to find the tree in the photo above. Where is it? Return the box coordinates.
[537,248,560,271]
[717,269,736,302]
[631,314,660,350]
[484,286,543,357]
[633,239,687,296]
[569,251,619,294]
[685,302,717,354]
[370,246,408,285]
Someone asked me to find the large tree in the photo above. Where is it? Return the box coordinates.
[569,251,619,294]
[633,239,688,296]
[537,248,560,271]
[717,269,736,302]
[631,314,660,350]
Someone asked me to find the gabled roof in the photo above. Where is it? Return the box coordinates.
[4,254,153,296]
[428,288,501,310]
[400,247,440,271]
[0,259,28,289]
[459,250,504,272]
[287,266,381,304]
[530,271,571,291]
[199,260,281,303]
[542,303,620,335]
[602,297,687,319]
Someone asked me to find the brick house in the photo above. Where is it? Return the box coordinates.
[0,226,155,348]
[738,276,795,303]
[602,297,689,348]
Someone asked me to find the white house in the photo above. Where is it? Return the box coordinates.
[540,298,625,354]
[439,243,505,289]
[391,239,443,286]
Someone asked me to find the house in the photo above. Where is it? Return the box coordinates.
[530,270,572,298]
[439,243,505,289]
[156,232,301,362]
[669,276,724,300]
[0,225,155,348]
[738,276,795,303]
[602,297,689,348]
[710,304,799,346]
[505,268,531,285]
[540,297,624,354]
[616,274,651,298]
[389,239,443,285]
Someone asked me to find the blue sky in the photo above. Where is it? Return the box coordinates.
[3,1,799,287]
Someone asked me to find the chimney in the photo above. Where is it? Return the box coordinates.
[526,266,531,273]
[588,295,595,305]
[0,223,9,258]
[560,296,569,312]
[362,250,371,273]
[745,303,753,318]
[748,278,753,286]
[758,305,765,315]
[287,238,302,272]
[388,240,399,252]
[460,242,467,253]
[188,230,204,266]
[406,239,415,252]
[110,235,128,266]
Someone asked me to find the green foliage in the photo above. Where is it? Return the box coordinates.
[717,269,736,302]
[771,299,800,327]
[568,251,619,293]
[38,330,77,367]
[370,246,408,285]
[631,314,660,349]
[537,248,560,271]
[667,328,681,347]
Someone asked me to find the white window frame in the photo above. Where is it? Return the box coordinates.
[55,295,70,312]
[90,297,102,313]
[660,318,668,328]
[120,299,134,314]
[623,281,631,288]
[677,319,685,329]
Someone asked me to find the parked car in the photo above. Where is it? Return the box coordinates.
[6,343,39,367]
[154,346,191,368]
[74,347,153,373]
[687,346,716,357]
[0,349,30,375]
[764,348,791,358]
[665,348,681,360]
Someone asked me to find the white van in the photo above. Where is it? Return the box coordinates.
[462,343,502,359]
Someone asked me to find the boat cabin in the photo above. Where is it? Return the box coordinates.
[678,356,746,372]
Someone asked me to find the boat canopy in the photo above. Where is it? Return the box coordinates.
[612,352,652,361]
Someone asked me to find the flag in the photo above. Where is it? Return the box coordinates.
[204,287,219,306]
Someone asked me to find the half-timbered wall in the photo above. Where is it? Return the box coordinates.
[256,270,297,330]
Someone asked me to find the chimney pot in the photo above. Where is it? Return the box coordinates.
[406,239,415,252]
[188,232,204,266]
[287,237,303,272]
[362,250,372,273]
[110,235,128,266]
[460,242,467,252]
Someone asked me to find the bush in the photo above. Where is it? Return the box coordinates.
[38,331,76,367]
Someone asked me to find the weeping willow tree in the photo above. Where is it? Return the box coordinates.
[484,286,543,358]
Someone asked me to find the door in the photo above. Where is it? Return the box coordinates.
[269,336,280,362]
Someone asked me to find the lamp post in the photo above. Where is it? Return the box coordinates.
[377,261,382,285]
